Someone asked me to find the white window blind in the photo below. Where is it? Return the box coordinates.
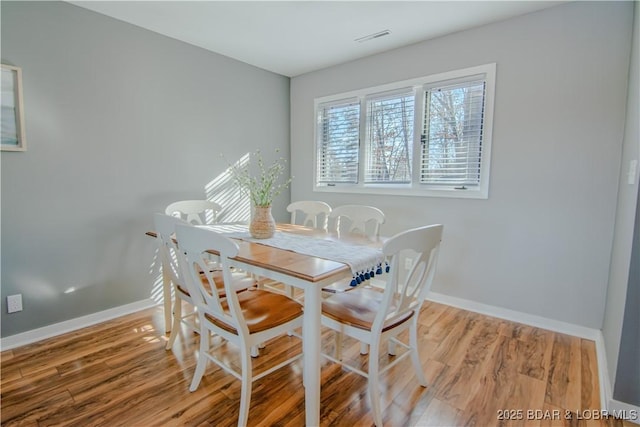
[316,99,360,184]
[365,90,414,183]
[421,80,486,187]
[313,63,495,199]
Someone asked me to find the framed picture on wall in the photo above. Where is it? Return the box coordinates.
[1,64,26,151]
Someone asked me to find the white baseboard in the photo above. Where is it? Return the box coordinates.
[594,331,612,414]
[0,299,158,351]
[425,291,600,339]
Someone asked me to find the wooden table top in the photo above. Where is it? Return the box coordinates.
[147,223,383,283]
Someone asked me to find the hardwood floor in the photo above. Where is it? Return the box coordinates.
[1,301,634,426]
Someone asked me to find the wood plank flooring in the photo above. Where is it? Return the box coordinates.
[1,301,635,426]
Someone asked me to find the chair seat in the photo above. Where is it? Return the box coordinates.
[177,272,256,298]
[205,289,303,335]
[196,259,222,274]
[322,288,414,332]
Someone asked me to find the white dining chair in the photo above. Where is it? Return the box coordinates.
[321,224,443,427]
[287,200,332,230]
[322,204,386,296]
[328,204,385,239]
[154,213,255,351]
[165,199,222,225]
[175,224,304,427]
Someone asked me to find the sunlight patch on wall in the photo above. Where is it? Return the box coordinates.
[148,250,169,306]
[205,153,251,224]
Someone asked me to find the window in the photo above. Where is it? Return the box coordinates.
[316,99,360,184]
[365,89,414,183]
[314,64,495,199]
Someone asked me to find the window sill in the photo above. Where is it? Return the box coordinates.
[313,184,488,199]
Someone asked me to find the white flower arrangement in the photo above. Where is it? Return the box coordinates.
[228,149,292,207]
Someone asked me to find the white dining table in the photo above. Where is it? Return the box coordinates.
[203,223,384,426]
[149,223,384,425]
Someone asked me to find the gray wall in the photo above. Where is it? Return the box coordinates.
[605,0,640,408]
[290,1,633,329]
[0,1,290,337]
[613,184,640,406]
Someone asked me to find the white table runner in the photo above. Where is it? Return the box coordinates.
[198,224,387,285]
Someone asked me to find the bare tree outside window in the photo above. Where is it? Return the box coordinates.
[317,101,360,183]
[421,81,485,186]
[365,93,414,183]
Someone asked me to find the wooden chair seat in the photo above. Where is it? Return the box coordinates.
[205,289,303,334]
[321,288,414,332]
[177,271,255,298]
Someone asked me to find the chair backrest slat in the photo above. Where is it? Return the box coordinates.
[153,213,190,286]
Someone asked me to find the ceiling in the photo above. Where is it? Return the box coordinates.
[69,1,568,77]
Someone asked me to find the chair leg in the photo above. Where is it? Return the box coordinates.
[367,342,383,427]
[360,342,369,355]
[189,327,210,392]
[250,345,260,358]
[238,346,253,427]
[286,285,294,299]
[165,298,183,350]
[388,339,396,356]
[334,330,343,360]
[162,272,172,334]
[410,318,428,387]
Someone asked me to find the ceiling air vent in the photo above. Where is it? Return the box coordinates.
[355,30,391,43]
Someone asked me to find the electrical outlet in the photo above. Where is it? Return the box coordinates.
[7,294,23,313]
[404,258,413,270]
[628,160,638,185]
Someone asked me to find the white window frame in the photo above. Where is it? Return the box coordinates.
[313,63,496,199]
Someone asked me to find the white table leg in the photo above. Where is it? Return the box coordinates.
[303,284,322,426]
